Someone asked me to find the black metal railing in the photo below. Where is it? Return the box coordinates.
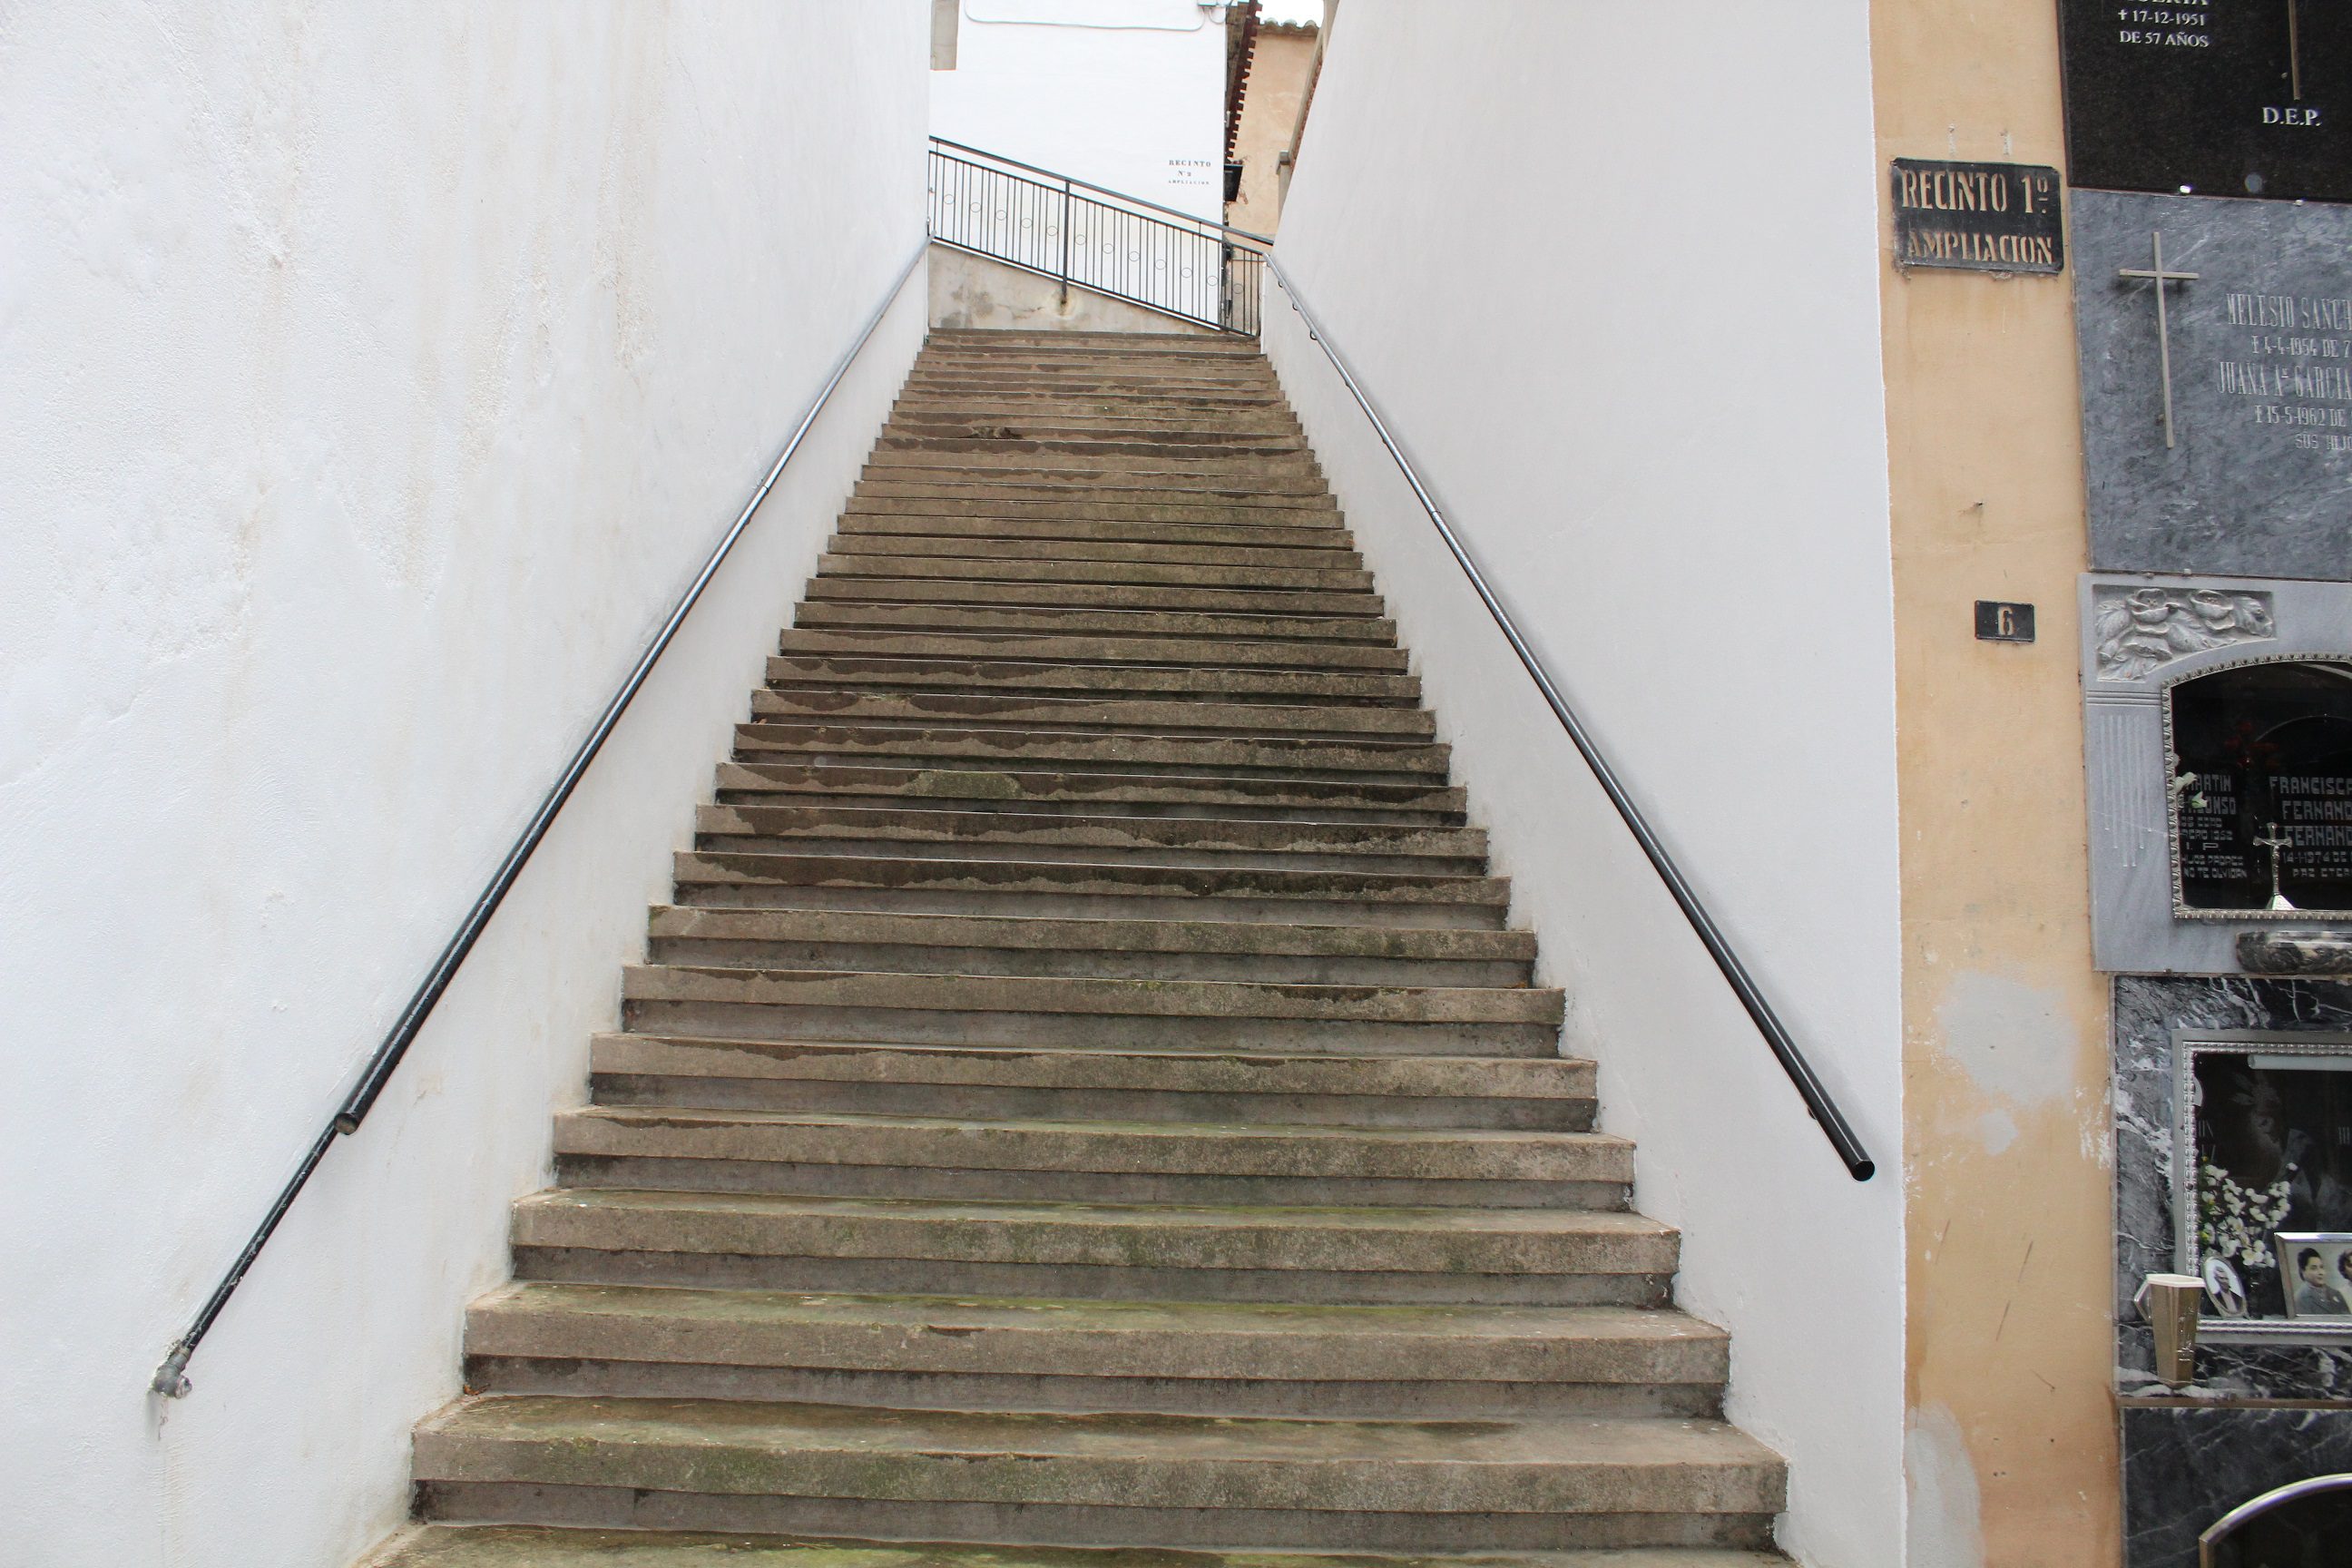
[148,238,931,1398]
[1266,260,1877,1184]
[927,137,1269,336]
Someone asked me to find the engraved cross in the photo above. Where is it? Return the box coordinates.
[2120,231,2200,450]
[2289,0,2306,101]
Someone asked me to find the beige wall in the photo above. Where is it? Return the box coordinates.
[1871,2,2120,1563]
[1227,24,1318,235]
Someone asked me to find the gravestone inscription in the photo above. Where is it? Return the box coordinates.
[2075,190,2352,580]
[2060,0,2352,202]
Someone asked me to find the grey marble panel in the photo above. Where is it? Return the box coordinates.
[2075,191,2352,582]
[2123,1403,2352,1568]
[2113,977,2352,1405]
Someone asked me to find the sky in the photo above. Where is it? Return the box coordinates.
[1253,1,1322,23]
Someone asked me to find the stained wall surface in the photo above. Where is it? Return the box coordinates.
[1869,2,2121,1563]
[0,5,928,1563]
[1259,3,1906,1562]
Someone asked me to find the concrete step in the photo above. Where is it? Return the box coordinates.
[846,495,1340,524]
[508,1190,1681,1306]
[860,459,1329,494]
[370,1524,1789,1568]
[744,691,1434,740]
[670,851,1514,935]
[789,604,1399,652]
[824,533,1361,570]
[591,1034,1588,1130]
[878,434,1308,459]
[925,328,1267,350]
[800,576,1384,622]
[887,410,1303,436]
[616,965,1563,1059]
[763,655,1419,709]
[551,1104,1621,1208]
[711,761,1467,826]
[411,1396,1779,1552]
[774,628,1408,675]
[730,722,1444,782]
[461,1285,1729,1418]
[900,372,1279,395]
[691,804,1475,865]
[837,514,1354,552]
[638,909,1534,990]
[816,551,1376,592]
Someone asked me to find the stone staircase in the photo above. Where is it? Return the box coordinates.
[366,329,1788,1568]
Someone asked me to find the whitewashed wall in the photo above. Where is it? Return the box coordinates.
[0,5,927,1564]
[932,0,1229,218]
[1261,5,1906,1563]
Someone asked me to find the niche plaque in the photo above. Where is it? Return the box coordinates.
[2078,573,2352,973]
[2074,190,2352,583]
[2059,0,2352,202]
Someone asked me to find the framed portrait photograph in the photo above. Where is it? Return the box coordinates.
[2271,1232,2352,1319]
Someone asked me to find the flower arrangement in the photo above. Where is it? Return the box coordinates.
[2199,1161,2293,1269]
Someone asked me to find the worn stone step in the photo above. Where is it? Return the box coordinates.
[552,1104,1621,1208]
[817,551,1376,593]
[861,459,1328,494]
[825,533,1361,571]
[591,1034,1588,1130]
[801,576,1383,622]
[369,1524,1789,1568]
[712,761,1464,826]
[509,1191,1681,1306]
[926,328,1266,349]
[838,513,1350,550]
[693,803,1473,861]
[764,656,1418,709]
[847,495,1339,524]
[640,908,1529,986]
[746,691,1433,740]
[790,604,1397,652]
[776,628,1406,675]
[879,434,1308,460]
[413,1396,1780,1552]
[887,410,1303,436]
[734,718,1441,776]
[462,1285,1729,1418]
[671,851,1514,935]
[614,972,1559,1060]
[907,369,1267,388]
[620,963,1560,1041]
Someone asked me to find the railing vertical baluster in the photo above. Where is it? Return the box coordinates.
[923,140,1269,336]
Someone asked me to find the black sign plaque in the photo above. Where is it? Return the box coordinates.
[2059,0,2352,202]
[1975,601,2039,642]
[1892,161,2065,273]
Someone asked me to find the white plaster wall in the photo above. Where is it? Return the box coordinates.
[0,5,927,1564]
[932,0,1228,218]
[1262,5,1906,1563]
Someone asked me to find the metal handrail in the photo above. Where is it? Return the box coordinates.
[1266,260,1877,1184]
[149,237,931,1398]
[930,136,1272,243]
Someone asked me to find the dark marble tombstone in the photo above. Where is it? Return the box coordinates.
[2170,660,2352,916]
[2060,0,2352,202]
[2075,191,2352,581]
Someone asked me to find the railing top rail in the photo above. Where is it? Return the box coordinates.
[1264,258,1875,1185]
[930,136,1273,247]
